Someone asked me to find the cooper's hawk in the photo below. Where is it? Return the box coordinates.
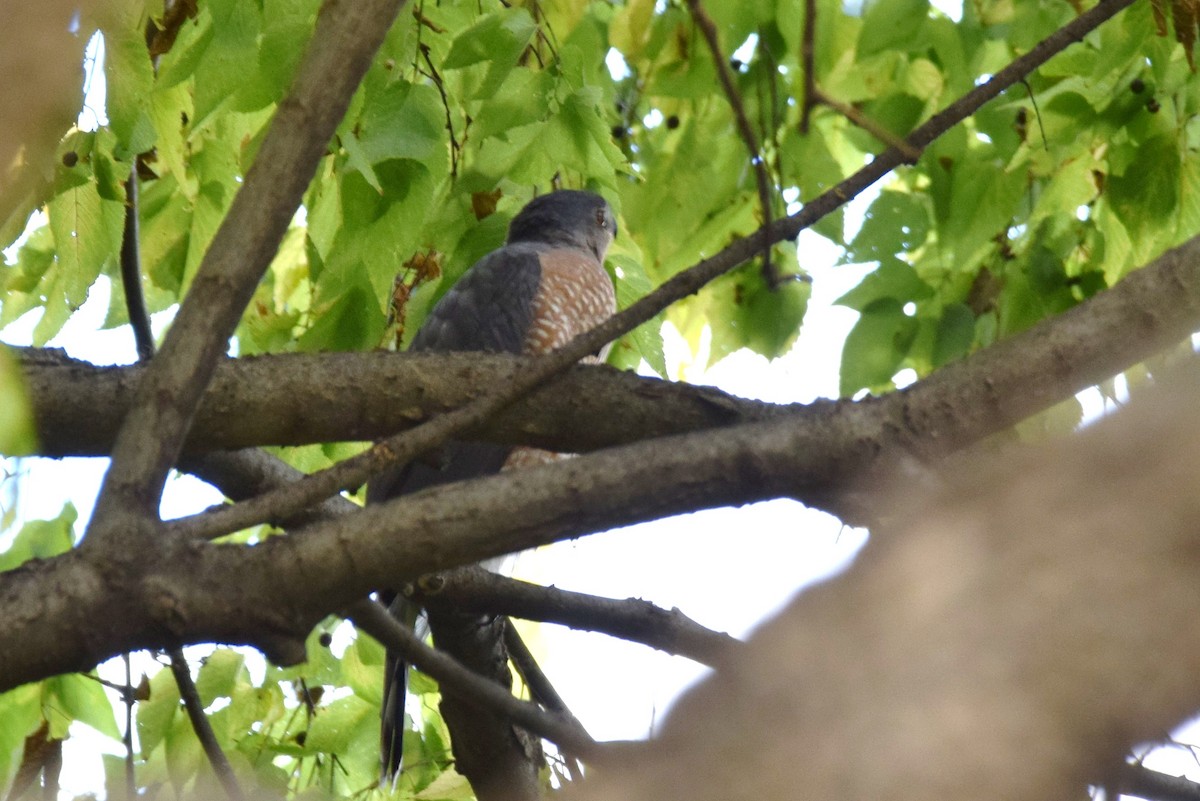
[370,189,618,782]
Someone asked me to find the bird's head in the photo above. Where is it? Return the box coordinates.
[506,189,617,263]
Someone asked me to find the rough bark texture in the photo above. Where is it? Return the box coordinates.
[21,350,777,457]
[425,610,543,801]
[566,367,1200,801]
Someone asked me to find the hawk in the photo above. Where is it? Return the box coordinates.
[370,189,618,782]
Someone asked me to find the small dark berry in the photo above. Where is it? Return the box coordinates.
[62,151,78,167]
[666,115,680,129]
[1130,78,1145,94]
[611,125,626,139]
[1147,97,1161,113]
[318,632,333,647]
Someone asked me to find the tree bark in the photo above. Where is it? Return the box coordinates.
[566,366,1200,801]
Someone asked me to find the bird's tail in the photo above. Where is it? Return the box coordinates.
[381,595,422,784]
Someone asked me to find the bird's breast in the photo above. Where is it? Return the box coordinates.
[522,249,617,355]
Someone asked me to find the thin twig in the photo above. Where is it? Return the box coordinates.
[686,0,779,286]
[167,648,245,801]
[40,740,60,801]
[417,44,459,178]
[503,624,575,719]
[345,599,602,761]
[1020,78,1050,149]
[812,86,922,162]
[503,624,587,778]
[800,0,817,133]
[122,655,135,801]
[120,165,154,361]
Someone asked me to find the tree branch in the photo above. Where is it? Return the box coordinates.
[167,648,244,801]
[3,222,1198,690]
[562,364,1200,801]
[415,567,741,668]
[345,600,599,760]
[83,0,406,549]
[19,204,1200,535]
[686,0,778,285]
[1118,763,1200,801]
[119,165,154,362]
[22,352,778,457]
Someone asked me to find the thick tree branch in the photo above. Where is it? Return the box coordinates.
[84,0,406,549]
[22,352,776,457]
[20,212,1200,514]
[561,365,1200,801]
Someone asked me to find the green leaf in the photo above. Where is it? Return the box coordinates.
[137,667,182,757]
[344,635,383,705]
[195,649,247,706]
[933,154,1026,270]
[0,345,37,455]
[164,711,203,790]
[845,192,931,263]
[839,298,918,396]
[608,252,666,375]
[298,282,388,352]
[44,674,121,741]
[441,8,537,100]
[304,695,374,754]
[710,257,811,364]
[442,9,536,71]
[0,505,77,573]
[1029,156,1098,227]
[859,0,930,56]
[610,0,656,61]
[836,256,934,311]
[226,683,285,740]
[192,0,263,123]
[105,14,157,156]
[932,303,976,367]
[0,684,42,798]
[351,82,448,166]
[415,768,474,800]
[41,168,124,343]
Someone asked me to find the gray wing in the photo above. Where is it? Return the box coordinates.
[371,244,544,782]
[368,245,544,503]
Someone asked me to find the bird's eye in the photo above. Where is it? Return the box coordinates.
[595,208,606,228]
